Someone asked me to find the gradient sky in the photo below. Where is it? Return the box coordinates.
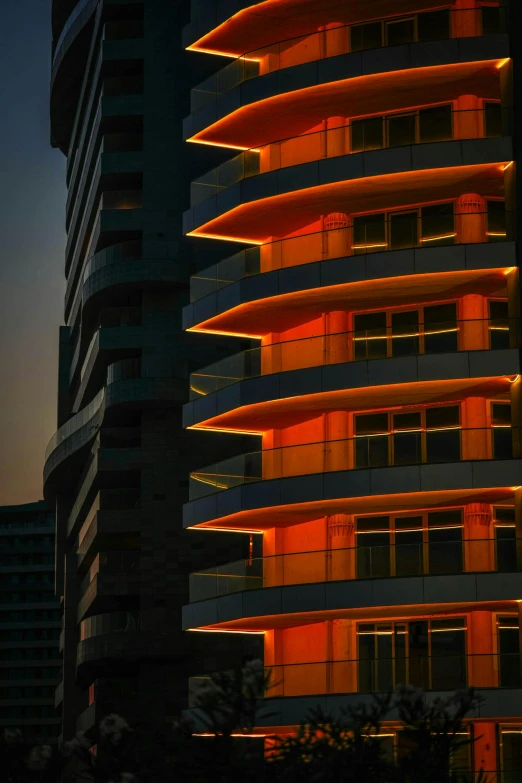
[0,0,66,505]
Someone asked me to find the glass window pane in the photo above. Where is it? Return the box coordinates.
[421,202,455,245]
[391,310,419,356]
[351,117,383,153]
[350,22,382,53]
[393,432,421,465]
[482,6,502,35]
[429,527,463,574]
[426,429,461,462]
[389,211,418,250]
[353,311,387,359]
[485,101,502,137]
[387,113,416,147]
[487,200,507,241]
[428,509,462,528]
[357,531,391,578]
[489,300,510,350]
[355,435,389,468]
[408,620,429,689]
[494,428,513,459]
[493,404,512,426]
[353,213,386,254]
[394,412,421,431]
[385,18,415,46]
[417,9,450,41]
[424,303,458,354]
[395,526,423,576]
[355,413,388,435]
[501,730,522,783]
[426,406,460,429]
[419,105,453,143]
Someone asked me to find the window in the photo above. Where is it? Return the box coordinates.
[350,9,450,52]
[418,104,452,143]
[487,199,507,242]
[489,300,510,350]
[352,104,453,153]
[357,618,466,693]
[492,403,512,459]
[500,728,522,783]
[481,5,503,35]
[421,202,456,246]
[498,617,521,687]
[356,509,463,579]
[352,303,458,360]
[485,100,502,137]
[354,406,461,469]
[352,202,455,255]
[351,116,383,152]
[494,507,517,572]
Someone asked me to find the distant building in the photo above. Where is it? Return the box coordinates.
[0,501,60,741]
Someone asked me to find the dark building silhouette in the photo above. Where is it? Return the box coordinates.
[0,502,60,742]
[45,0,258,759]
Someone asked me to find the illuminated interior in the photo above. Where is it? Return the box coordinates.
[184,0,521,769]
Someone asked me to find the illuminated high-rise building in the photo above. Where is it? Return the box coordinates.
[183,0,522,775]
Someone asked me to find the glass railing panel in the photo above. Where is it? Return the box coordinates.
[189,653,521,704]
[189,538,521,600]
[189,317,520,398]
[45,388,105,461]
[189,108,510,208]
[189,7,506,113]
[189,211,514,303]
[189,427,522,500]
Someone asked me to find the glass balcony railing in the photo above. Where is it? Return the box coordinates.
[45,388,104,462]
[191,106,509,207]
[189,537,521,602]
[190,427,521,500]
[189,210,513,303]
[190,317,518,398]
[190,6,505,113]
[189,652,522,703]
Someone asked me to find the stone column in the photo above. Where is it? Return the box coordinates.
[460,293,487,351]
[326,311,349,365]
[468,610,496,687]
[464,502,494,574]
[323,212,352,260]
[452,0,480,38]
[455,193,487,244]
[328,514,355,581]
[454,94,482,139]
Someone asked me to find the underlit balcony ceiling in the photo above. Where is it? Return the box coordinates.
[190,376,511,432]
[190,0,439,56]
[191,269,506,335]
[190,486,514,533]
[191,597,516,631]
[190,62,500,148]
[189,163,506,242]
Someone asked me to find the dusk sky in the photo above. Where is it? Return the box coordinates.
[0,0,65,505]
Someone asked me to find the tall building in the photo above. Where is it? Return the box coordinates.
[183,0,522,776]
[0,502,60,742]
[45,0,256,759]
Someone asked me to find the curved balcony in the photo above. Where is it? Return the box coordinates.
[190,652,522,702]
[190,317,519,399]
[191,105,508,208]
[190,426,521,500]
[190,7,506,114]
[50,0,98,151]
[184,138,511,243]
[189,535,521,602]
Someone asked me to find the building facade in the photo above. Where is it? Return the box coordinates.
[0,502,60,742]
[45,0,255,758]
[183,0,522,777]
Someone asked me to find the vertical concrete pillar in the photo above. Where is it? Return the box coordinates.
[324,22,349,58]
[326,410,349,472]
[330,619,357,693]
[322,212,352,260]
[462,397,489,461]
[260,332,281,376]
[259,141,281,174]
[452,0,480,38]
[327,514,355,582]
[454,95,482,139]
[326,311,349,365]
[456,193,487,244]
[326,116,348,159]
[263,526,285,588]
[473,722,498,777]
[468,610,496,687]
[464,503,494,574]
[460,294,487,351]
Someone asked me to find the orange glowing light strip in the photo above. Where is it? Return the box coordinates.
[487,231,507,236]
[420,233,456,242]
[351,243,388,250]
[186,424,263,435]
[497,58,511,69]
[193,733,270,738]
[503,161,514,170]
[186,230,263,246]
[187,526,264,534]
[186,326,264,340]
[187,138,262,152]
